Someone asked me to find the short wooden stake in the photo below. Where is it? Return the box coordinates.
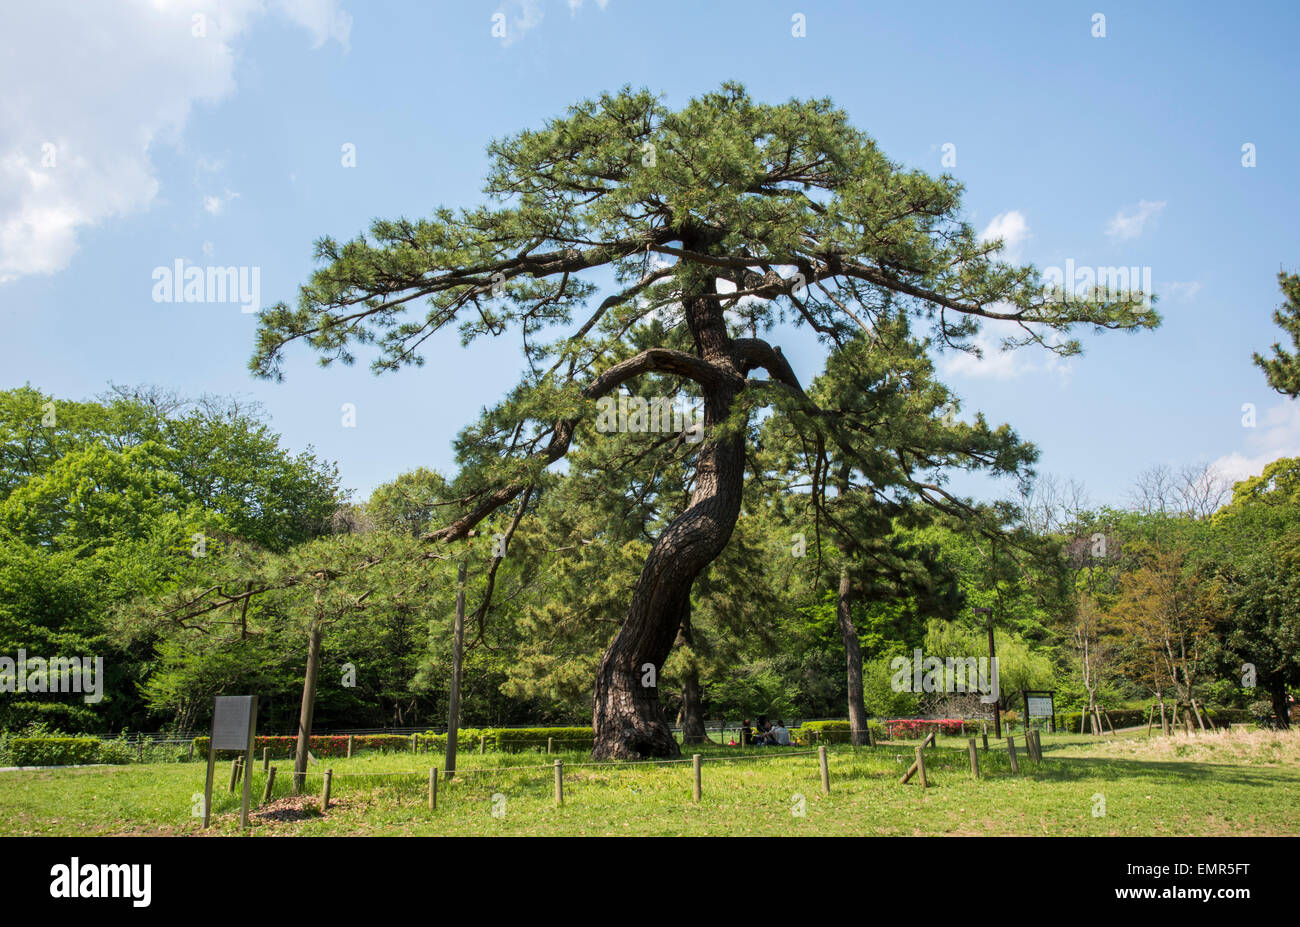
[915,746,928,788]
[1006,737,1019,774]
[347,735,354,758]
[818,745,830,795]
[428,768,437,811]
[262,747,269,772]
[981,730,989,752]
[228,758,240,792]
[968,738,979,778]
[262,766,276,803]
[554,759,564,806]
[692,754,703,803]
[411,734,417,753]
[479,735,485,755]
[320,768,332,811]
[188,740,195,761]
[1026,733,1037,765]
[547,737,553,755]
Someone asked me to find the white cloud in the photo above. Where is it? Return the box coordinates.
[568,0,610,12]
[938,314,1072,384]
[979,210,1030,261]
[1106,199,1166,240]
[1212,401,1300,484]
[1163,280,1202,302]
[0,0,349,283]
[202,189,241,215]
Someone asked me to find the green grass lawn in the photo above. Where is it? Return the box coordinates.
[2,728,1296,836]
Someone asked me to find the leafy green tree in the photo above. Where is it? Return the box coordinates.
[1208,458,1300,728]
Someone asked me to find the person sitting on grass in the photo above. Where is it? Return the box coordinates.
[769,719,791,746]
[754,716,772,745]
[740,719,754,746]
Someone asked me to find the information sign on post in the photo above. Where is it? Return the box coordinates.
[204,695,258,830]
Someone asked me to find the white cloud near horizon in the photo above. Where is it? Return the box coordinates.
[0,0,350,284]
[1106,199,1166,240]
[1213,401,1300,484]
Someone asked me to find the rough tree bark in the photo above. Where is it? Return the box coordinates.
[592,259,748,759]
[675,597,710,745]
[836,565,871,746]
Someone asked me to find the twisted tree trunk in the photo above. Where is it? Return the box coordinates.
[592,263,748,759]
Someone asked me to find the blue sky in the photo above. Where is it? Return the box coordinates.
[2,0,1298,507]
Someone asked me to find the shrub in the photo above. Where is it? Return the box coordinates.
[96,737,137,765]
[797,720,853,743]
[1248,701,1280,729]
[5,736,101,766]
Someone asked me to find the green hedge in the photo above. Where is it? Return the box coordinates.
[3,736,102,766]
[420,727,594,753]
[191,734,413,757]
[794,720,888,743]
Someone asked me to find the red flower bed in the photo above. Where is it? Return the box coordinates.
[883,718,964,738]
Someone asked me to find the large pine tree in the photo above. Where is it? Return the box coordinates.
[250,83,1156,757]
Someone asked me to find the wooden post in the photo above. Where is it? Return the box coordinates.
[1006,737,1019,774]
[239,752,253,830]
[553,759,564,806]
[693,754,702,803]
[1191,699,1208,732]
[1101,709,1116,736]
[968,738,980,777]
[347,735,354,758]
[137,737,144,762]
[1146,704,1155,737]
[445,560,466,781]
[320,768,332,811]
[479,735,485,755]
[293,616,323,794]
[900,759,920,784]
[262,746,269,772]
[1026,733,1037,765]
[915,746,928,789]
[262,766,276,803]
[1200,700,1217,731]
[188,740,195,761]
[547,737,553,755]
[411,734,417,753]
[981,728,988,752]
[428,768,437,811]
[202,745,216,828]
[922,730,936,749]
[228,757,240,793]
[819,745,830,795]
